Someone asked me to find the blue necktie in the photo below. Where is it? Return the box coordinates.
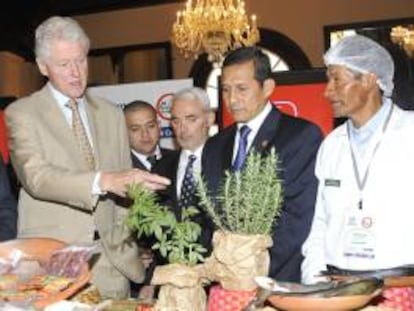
[232,125,251,171]
[179,154,197,209]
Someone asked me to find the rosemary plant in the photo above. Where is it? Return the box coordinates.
[125,184,206,265]
[197,148,283,235]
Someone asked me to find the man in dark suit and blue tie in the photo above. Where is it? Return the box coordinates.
[125,91,215,298]
[169,87,216,252]
[202,47,323,282]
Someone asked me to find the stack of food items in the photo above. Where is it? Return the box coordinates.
[0,238,93,309]
[0,271,74,303]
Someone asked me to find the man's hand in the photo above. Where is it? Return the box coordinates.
[99,169,170,197]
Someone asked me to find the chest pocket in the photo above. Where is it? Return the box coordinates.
[322,177,355,222]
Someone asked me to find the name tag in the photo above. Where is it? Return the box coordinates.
[325,179,341,187]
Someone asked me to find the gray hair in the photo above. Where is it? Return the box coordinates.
[172,87,210,111]
[35,16,90,60]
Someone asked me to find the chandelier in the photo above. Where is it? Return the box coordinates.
[171,0,260,65]
[390,25,414,57]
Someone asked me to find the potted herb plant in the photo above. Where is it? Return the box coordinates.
[126,185,208,311]
[197,149,283,293]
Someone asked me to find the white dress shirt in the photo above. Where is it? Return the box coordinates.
[131,146,162,171]
[49,83,94,146]
[232,102,272,163]
[348,98,392,176]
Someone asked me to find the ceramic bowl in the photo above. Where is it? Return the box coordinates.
[267,290,381,311]
[254,276,382,311]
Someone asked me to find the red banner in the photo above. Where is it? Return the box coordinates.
[0,110,9,163]
[220,82,333,137]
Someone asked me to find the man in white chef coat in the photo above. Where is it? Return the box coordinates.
[302,35,414,309]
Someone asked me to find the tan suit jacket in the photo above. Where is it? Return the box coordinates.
[5,85,144,296]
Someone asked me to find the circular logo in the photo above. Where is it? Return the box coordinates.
[155,93,174,121]
[361,217,373,229]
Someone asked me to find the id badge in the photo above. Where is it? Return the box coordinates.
[343,213,376,260]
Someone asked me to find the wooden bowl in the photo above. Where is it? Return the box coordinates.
[0,237,91,309]
[267,290,381,311]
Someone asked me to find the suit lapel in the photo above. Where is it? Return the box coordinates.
[40,86,88,166]
[222,126,237,171]
[170,152,180,205]
[131,153,148,171]
[41,87,72,140]
[251,107,282,154]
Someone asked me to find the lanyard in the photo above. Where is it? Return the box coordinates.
[346,104,394,210]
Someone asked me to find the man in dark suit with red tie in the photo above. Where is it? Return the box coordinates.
[202,47,323,282]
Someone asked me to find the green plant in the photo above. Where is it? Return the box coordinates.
[125,185,206,265]
[197,148,283,235]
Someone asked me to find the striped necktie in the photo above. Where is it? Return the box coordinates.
[68,99,95,170]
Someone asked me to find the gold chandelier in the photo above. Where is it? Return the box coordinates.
[390,25,414,57]
[171,0,260,64]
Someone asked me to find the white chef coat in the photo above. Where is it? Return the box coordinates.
[302,103,414,284]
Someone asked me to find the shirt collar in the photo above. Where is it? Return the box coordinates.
[48,82,86,109]
[131,145,162,162]
[182,144,204,160]
[237,102,272,134]
[348,98,392,143]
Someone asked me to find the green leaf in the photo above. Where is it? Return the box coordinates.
[154,225,163,241]
[196,148,283,235]
[125,183,206,265]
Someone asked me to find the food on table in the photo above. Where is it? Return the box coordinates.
[72,285,101,305]
[0,243,91,306]
[0,274,18,290]
[0,273,74,302]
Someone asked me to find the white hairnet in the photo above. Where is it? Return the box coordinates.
[324,35,394,97]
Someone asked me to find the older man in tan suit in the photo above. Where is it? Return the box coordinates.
[5,16,169,298]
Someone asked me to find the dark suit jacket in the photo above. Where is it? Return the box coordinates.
[131,148,177,172]
[202,106,323,282]
[131,147,179,207]
[0,156,17,241]
[129,148,180,287]
[145,148,214,254]
[139,148,214,249]
[132,148,213,285]
[131,153,147,171]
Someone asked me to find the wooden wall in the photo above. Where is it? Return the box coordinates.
[1,0,413,97]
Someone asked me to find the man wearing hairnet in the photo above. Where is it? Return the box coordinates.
[302,35,414,308]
